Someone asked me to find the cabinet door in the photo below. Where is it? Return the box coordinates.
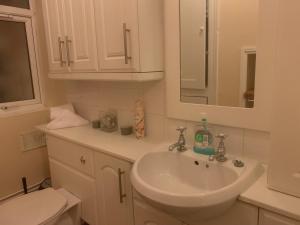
[134,199,182,225]
[47,135,95,177]
[63,0,98,72]
[94,0,140,72]
[259,209,300,225]
[196,201,258,225]
[95,153,134,225]
[50,158,98,225]
[42,0,68,73]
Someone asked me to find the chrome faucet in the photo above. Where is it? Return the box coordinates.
[169,127,187,152]
[215,133,228,162]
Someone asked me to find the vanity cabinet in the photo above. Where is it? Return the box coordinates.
[47,136,99,225]
[41,0,164,81]
[259,209,300,225]
[49,159,98,225]
[134,198,182,225]
[133,190,258,225]
[195,202,258,225]
[42,0,98,73]
[45,132,300,225]
[95,152,134,225]
[47,135,95,176]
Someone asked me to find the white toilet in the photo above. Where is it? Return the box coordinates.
[0,188,81,225]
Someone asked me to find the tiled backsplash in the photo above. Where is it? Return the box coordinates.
[65,80,270,164]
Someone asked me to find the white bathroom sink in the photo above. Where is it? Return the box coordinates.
[131,150,262,223]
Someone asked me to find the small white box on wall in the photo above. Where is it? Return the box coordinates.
[20,130,46,152]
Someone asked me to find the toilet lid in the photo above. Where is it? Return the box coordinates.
[0,188,67,225]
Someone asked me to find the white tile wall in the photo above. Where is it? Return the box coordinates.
[243,129,270,164]
[65,80,270,164]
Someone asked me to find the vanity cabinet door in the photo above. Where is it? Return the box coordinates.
[195,201,258,225]
[50,158,98,225]
[134,199,182,225]
[42,0,68,73]
[95,152,134,225]
[47,135,95,177]
[259,209,300,225]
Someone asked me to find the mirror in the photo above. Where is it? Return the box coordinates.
[180,0,258,108]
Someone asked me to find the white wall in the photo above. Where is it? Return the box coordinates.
[268,0,300,197]
[64,80,270,164]
[0,0,66,199]
[180,0,206,89]
[0,112,50,198]
[217,0,259,107]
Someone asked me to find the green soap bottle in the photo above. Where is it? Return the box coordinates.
[193,115,215,155]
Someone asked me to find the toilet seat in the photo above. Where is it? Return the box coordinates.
[0,188,67,225]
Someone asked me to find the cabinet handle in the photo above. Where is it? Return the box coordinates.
[118,168,127,203]
[65,36,74,66]
[58,37,66,67]
[80,156,86,165]
[123,23,132,64]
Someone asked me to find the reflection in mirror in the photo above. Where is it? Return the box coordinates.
[0,0,30,9]
[180,0,258,108]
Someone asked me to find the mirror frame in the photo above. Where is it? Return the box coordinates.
[165,0,278,131]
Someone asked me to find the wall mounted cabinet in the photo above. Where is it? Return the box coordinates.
[94,0,164,73]
[42,0,98,73]
[41,0,164,81]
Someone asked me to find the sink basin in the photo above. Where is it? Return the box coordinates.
[131,150,262,224]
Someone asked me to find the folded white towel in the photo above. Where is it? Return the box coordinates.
[50,104,75,120]
[47,109,89,130]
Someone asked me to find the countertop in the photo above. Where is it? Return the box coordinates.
[240,169,300,221]
[37,124,169,163]
[38,124,300,221]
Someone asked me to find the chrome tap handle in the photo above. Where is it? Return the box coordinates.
[169,127,187,152]
[176,127,186,145]
[215,133,228,162]
[176,127,187,134]
[216,133,227,140]
[216,133,227,150]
